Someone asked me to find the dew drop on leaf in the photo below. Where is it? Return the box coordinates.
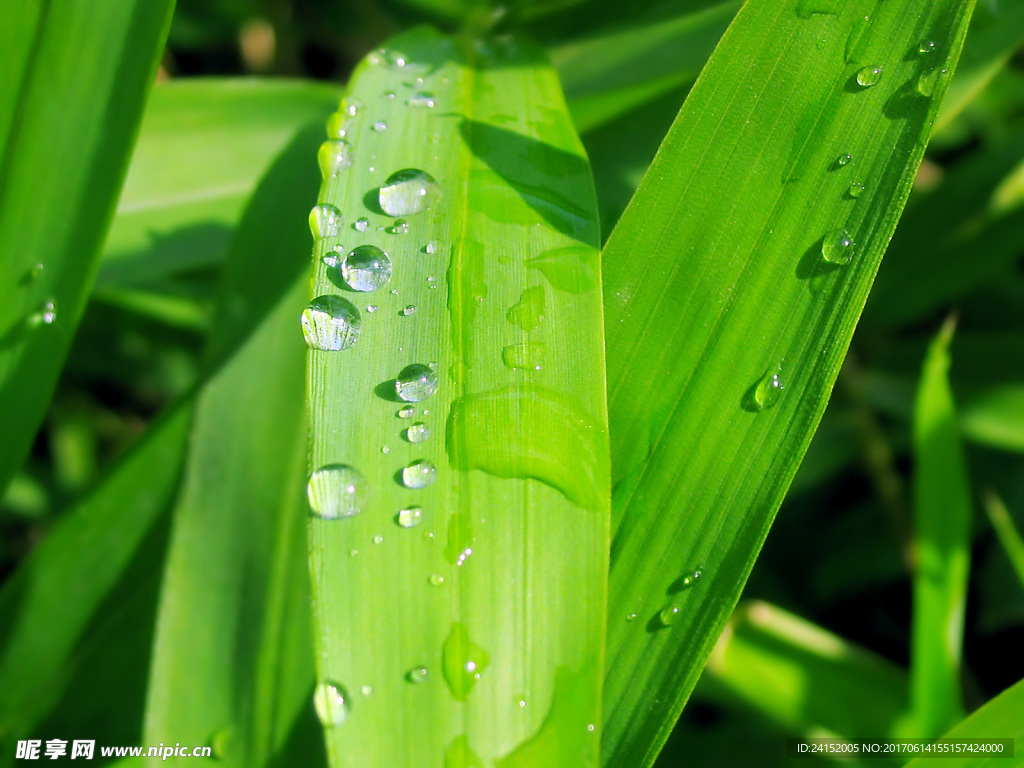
[407,666,429,683]
[821,227,855,264]
[313,681,350,726]
[317,139,353,178]
[379,169,440,216]
[301,295,360,351]
[855,65,883,87]
[848,182,866,198]
[307,464,366,519]
[402,460,437,489]
[341,245,392,292]
[406,422,430,443]
[396,506,423,528]
[395,363,438,401]
[309,203,342,238]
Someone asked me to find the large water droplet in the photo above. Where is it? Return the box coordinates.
[341,245,392,292]
[402,460,437,489]
[307,464,366,519]
[313,681,350,726]
[442,623,490,701]
[747,366,785,411]
[848,182,866,198]
[407,91,436,108]
[916,67,948,98]
[407,666,429,683]
[396,506,423,528]
[658,604,681,627]
[318,139,353,178]
[301,295,360,351]
[835,152,852,168]
[406,422,430,443]
[855,65,883,87]
[821,228,855,264]
[309,204,343,238]
[395,363,439,401]
[379,169,440,216]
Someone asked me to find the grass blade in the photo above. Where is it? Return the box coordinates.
[962,386,1024,454]
[0,0,174,493]
[596,0,976,764]
[305,30,609,766]
[983,491,1024,592]
[908,318,971,738]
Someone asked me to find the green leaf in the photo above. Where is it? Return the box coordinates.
[983,491,1024,591]
[0,0,174,494]
[595,0,976,764]
[142,126,324,767]
[903,676,1024,768]
[99,79,340,292]
[908,317,971,738]
[705,602,908,739]
[961,386,1024,453]
[304,30,610,766]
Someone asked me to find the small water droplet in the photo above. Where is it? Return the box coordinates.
[318,139,353,178]
[340,245,392,292]
[395,363,438,402]
[402,460,437,489]
[835,152,852,167]
[325,112,349,139]
[381,445,391,454]
[626,613,638,622]
[398,406,415,418]
[455,547,473,567]
[918,39,937,55]
[360,685,373,696]
[407,666,429,683]
[373,535,384,545]
[343,97,363,117]
[425,240,439,254]
[406,422,430,443]
[386,218,409,235]
[366,304,378,314]
[29,263,43,279]
[379,169,440,216]
[301,295,360,351]
[917,67,948,98]
[313,681,350,726]
[309,203,343,238]
[383,90,396,100]
[587,724,596,733]
[429,573,445,586]
[354,217,370,232]
[517,698,526,708]
[848,181,866,198]
[397,506,423,528]
[349,548,359,557]
[855,65,883,87]
[372,120,388,132]
[821,227,855,264]
[658,604,681,627]
[307,464,366,519]
[407,91,436,108]
[400,304,417,317]
[29,301,57,326]
[747,365,785,411]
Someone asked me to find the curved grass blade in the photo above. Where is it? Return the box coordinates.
[983,491,1024,590]
[908,317,971,739]
[0,0,174,495]
[597,0,976,764]
[305,29,609,767]
[99,79,340,291]
[142,128,324,767]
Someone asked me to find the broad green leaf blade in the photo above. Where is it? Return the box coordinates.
[143,128,324,767]
[551,1,738,133]
[961,386,1024,453]
[0,0,174,494]
[596,0,976,764]
[904,676,1024,768]
[909,318,971,738]
[704,602,908,739]
[983,491,1024,591]
[305,30,609,767]
[0,403,190,752]
[99,79,340,291]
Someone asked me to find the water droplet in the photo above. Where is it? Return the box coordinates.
[918,39,937,55]
[425,240,439,254]
[366,304,378,314]
[343,97,363,117]
[29,301,57,326]
[429,573,445,586]
[406,422,430,443]
[318,139,353,178]
[442,622,490,701]
[354,217,370,232]
[307,464,366,519]
[400,304,416,316]
[309,203,343,238]
[395,363,438,401]
[349,548,359,557]
[372,120,388,132]
[407,666,429,683]
[407,91,436,108]
[397,506,423,527]
[29,263,43,280]
[821,227,855,264]
[383,90,396,100]
[848,181,866,198]
[313,681,350,726]
[855,65,883,87]
[210,726,237,759]
[917,67,948,98]
[397,406,415,418]
[402,460,437,489]
[360,685,373,696]
[325,112,348,139]
[587,724,596,733]
[835,152,852,167]
[340,245,392,292]
[379,169,440,217]
[373,535,384,545]
[507,286,546,331]
[301,295,360,351]
[517,698,527,708]
[502,341,546,371]
[658,604,681,627]
[747,365,785,411]
[386,218,409,235]
[626,613,638,622]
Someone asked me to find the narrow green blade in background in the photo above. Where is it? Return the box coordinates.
[142,127,325,767]
[983,492,1024,590]
[0,0,175,494]
[595,0,976,764]
[305,30,610,767]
